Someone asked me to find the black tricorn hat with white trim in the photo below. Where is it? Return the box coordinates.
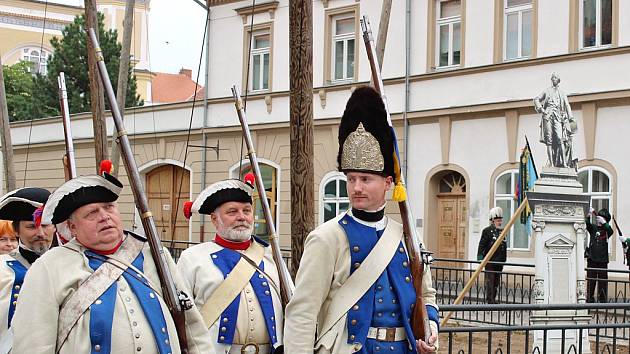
[0,187,51,221]
[42,172,123,225]
[187,175,255,217]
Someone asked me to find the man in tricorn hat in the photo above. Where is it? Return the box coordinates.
[12,165,214,353]
[0,187,54,350]
[177,174,284,353]
[285,87,439,353]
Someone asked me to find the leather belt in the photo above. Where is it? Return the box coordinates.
[229,343,271,354]
[366,327,407,342]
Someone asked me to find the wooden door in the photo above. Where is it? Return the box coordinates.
[146,165,190,243]
[437,194,466,264]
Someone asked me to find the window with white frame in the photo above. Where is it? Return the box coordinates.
[436,0,461,68]
[320,173,349,223]
[250,31,270,92]
[580,0,612,49]
[504,0,532,60]
[578,167,612,214]
[331,15,355,82]
[22,48,50,74]
[494,170,529,250]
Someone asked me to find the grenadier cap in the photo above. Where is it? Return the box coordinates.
[42,161,123,224]
[337,86,394,178]
[0,187,51,221]
[185,174,255,218]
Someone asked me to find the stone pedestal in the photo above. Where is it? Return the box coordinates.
[527,167,592,353]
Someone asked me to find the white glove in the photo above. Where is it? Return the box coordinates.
[620,235,626,244]
[589,207,596,215]
[596,215,606,225]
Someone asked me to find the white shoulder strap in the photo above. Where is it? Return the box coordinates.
[316,220,403,341]
[199,241,266,328]
[56,236,145,351]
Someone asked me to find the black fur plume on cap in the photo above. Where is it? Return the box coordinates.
[337,86,394,177]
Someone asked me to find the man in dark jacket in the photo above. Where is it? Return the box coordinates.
[586,208,614,303]
[477,207,507,304]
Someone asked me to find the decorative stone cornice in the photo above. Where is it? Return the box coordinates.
[234,1,279,24]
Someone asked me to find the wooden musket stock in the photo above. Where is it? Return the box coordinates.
[87,28,189,353]
[230,86,294,307]
[360,16,432,343]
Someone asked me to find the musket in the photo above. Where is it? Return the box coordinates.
[612,215,626,265]
[57,72,77,180]
[231,85,294,307]
[87,28,190,353]
[360,15,432,343]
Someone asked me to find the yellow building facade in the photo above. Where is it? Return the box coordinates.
[0,0,152,101]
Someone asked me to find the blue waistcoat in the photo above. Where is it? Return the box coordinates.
[340,214,418,354]
[85,250,173,354]
[210,238,278,350]
[6,260,27,328]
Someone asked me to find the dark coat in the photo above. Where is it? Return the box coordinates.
[586,219,614,263]
[477,224,507,264]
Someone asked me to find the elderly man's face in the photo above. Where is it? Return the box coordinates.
[68,202,124,251]
[211,201,254,241]
[17,221,54,255]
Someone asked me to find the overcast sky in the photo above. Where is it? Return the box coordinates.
[51,0,208,82]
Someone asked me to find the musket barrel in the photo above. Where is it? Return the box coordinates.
[360,15,432,342]
[231,86,294,307]
[58,72,77,179]
[87,28,189,352]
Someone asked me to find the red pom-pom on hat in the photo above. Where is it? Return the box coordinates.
[99,160,113,175]
[183,201,193,220]
[33,206,44,227]
[244,172,255,188]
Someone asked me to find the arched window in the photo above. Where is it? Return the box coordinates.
[22,48,50,74]
[231,162,278,240]
[494,170,529,250]
[578,167,612,213]
[320,172,349,223]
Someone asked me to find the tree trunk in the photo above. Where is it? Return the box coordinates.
[0,57,16,192]
[376,0,393,70]
[289,0,314,277]
[84,0,108,170]
[109,0,135,178]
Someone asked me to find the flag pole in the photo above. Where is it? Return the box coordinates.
[524,135,539,178]
[440,198,528,327]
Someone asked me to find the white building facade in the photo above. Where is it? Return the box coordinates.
[4,0,630,268]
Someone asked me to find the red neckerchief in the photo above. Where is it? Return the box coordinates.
[80,238,124,255]
[214,234,251,251]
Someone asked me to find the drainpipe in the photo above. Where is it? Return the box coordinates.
[403,0,411,179]
[200,6,211,242]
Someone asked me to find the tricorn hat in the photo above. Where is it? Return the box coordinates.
[0,187,51,222]
[42,161,123,224]
[186,174,255,217]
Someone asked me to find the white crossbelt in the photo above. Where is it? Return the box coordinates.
[229,343,271,354]
[366,327,407,342]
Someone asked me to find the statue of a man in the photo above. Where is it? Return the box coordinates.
[533,73,577,168]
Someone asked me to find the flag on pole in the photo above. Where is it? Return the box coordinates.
[517,137,538,234]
